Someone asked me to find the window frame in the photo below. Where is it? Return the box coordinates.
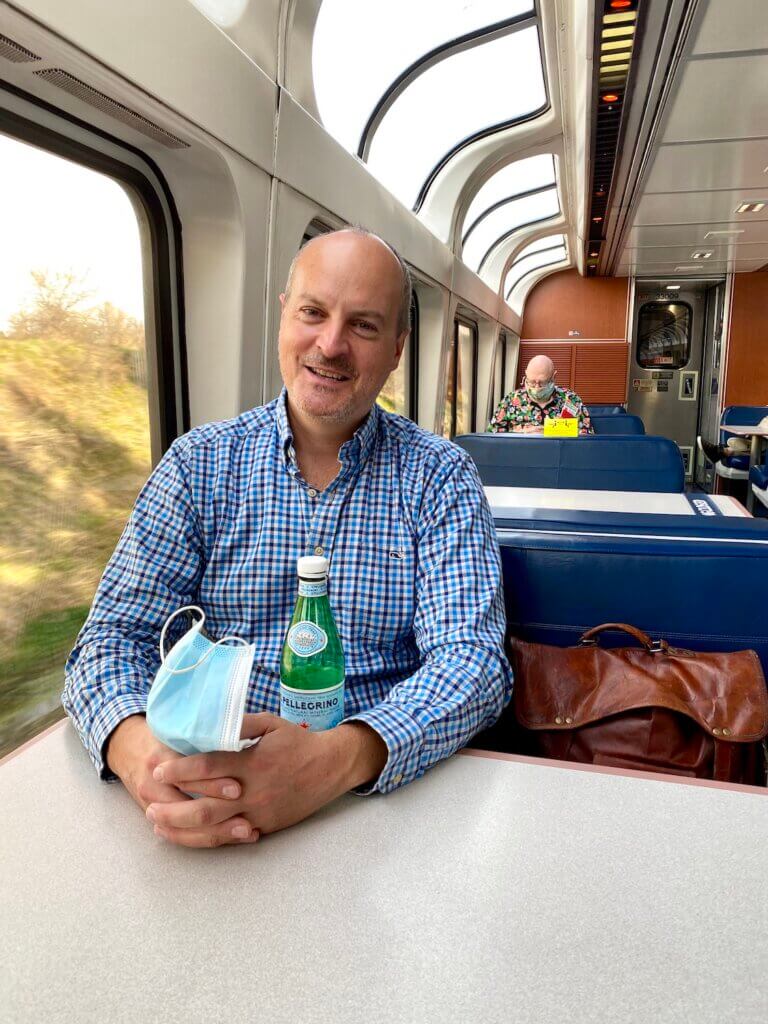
[495,332,508,408]
[408,291,420,420]
[636,300,694,371]
[449,314,479,437]
[0,85,188,456]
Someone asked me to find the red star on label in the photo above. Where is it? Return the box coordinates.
[299,722,310,730]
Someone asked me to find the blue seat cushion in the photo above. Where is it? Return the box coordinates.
[750,463,768,489]
[723,455,750,471]
[454,434,685,492]
[496,512,768,677]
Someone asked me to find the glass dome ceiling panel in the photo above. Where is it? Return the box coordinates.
[462,186,559,272]
[504,235,567,298]
[462,154,555,237]
[364,25,545,209]
[313,0,533,155]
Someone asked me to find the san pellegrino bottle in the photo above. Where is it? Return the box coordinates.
[280,555,344,730]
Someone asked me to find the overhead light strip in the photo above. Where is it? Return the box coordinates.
[586,1,643,276]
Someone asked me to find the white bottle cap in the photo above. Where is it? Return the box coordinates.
[297,555,328,579]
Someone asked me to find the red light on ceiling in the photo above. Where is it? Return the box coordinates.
[602,93,619,102]
[609,1,632,8]
[592,216,603,223]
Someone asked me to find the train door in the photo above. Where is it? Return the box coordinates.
[694,281,727,490]
[627,281,707,479]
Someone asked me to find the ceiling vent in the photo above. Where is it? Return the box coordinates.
[33,68,190,149]
[0,33,41,63]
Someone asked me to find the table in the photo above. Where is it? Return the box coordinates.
[1,723,766,1024]
[721,425,768,512]
[484,486,750,517]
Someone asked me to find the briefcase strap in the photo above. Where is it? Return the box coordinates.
[579,622,669,654]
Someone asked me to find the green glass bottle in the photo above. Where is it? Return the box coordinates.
[280,555,345,730]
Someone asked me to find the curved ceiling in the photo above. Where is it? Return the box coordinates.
[310,0,576,313]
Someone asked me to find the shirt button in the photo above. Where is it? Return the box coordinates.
[393,773,403,785]
[307,488,317,498]
[314,545,324,556]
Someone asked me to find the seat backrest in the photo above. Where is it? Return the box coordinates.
[590,414,645,435]
[454,434,685,491]
[495,511,768,678]
[586,404,627,415]
[720,405,768,441]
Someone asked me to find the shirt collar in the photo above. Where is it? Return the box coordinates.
[275,387,380,471]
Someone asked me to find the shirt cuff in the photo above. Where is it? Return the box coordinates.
[88,693,149,781]
[344,702,425,794]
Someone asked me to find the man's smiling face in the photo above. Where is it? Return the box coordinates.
[278,231,407,429]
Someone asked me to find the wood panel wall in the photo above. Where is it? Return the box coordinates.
[517,341,628,403]
[519,269,631,403]
[725,271,768,407]
[521,269,630,340]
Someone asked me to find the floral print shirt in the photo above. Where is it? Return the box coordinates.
[488,386,594,434]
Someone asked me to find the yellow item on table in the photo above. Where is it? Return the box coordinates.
[544,416,579,437]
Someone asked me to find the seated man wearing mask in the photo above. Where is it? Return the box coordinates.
[63,226,511,849]
[488,354,593,435]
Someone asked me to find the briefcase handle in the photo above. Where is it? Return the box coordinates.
[578,622,669,654]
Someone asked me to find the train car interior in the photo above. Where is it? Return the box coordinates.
[1,1,767,1020]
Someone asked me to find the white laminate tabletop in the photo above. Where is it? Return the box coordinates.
[1,723,766,1024]
[484,486,749,517]
[723,425,768,437]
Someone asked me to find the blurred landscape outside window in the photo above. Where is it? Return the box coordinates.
[0,134,151,758]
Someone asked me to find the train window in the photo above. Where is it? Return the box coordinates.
[377,294,419,419]
[314,0,532,153]
[456,322,477,435]
[467,188,560,274]
[366,26,545,210]
[461,155,559,272]
[636,302,692,370]
[504,235,567,299]
[313,2,544,211]
[0,134,155,758]
[493,333,508,407]
[442,317,478,437]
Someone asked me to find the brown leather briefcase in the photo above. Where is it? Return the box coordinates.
[506,623,768,785]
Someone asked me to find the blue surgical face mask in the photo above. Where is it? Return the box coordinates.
[146,606,258,756]
[526,380,555,402]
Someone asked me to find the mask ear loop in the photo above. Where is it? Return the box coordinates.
[159,605,250,676]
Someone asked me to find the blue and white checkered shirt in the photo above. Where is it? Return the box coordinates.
[63,390,511,793]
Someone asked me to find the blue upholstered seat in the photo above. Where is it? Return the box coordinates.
[590,414,645,435]
[716,406,768,480]
[750,462,768,511]
[491,509,768,677]
[454,434,684,492]
[585,404,626,416]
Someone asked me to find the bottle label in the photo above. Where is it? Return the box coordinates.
[286,620,328,657]
[280,680,345,731]
[298,579,327,597]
